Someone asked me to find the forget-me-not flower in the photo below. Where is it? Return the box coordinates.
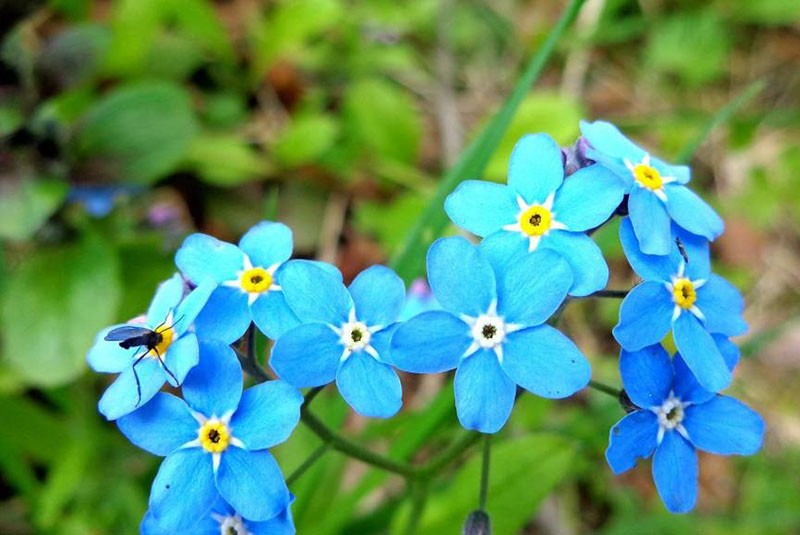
[175,221,337,344]
[581,120,724,256]
[444,133,625,296]
[390,237,591,433]
[118,340,302,532]
[141,495,295,535]
[270,263,406,418]
[613,218,746,392]
[86,274,215,420]
[606,344,764,513]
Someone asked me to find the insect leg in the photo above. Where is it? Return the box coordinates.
[130,349,149,407]
[154,347,180,387]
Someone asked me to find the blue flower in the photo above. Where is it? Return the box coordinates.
[175,221,338,344]
[118,340,302,532]
[398,279,441,321]
[270,263,405,418]
[86,274,215,420]
[141,495,296,535]
[390,237,590,433]
[444,133,625,296]
[580,120,724,256]
[606,344,764,513]
[614,218,747,392]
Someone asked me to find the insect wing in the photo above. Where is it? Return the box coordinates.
[104,326,154,342]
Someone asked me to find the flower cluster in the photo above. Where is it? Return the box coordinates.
[87,120,763,529]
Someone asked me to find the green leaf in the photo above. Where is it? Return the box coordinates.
[185,134,271,186]
[395,434,577,533]
[274,114,339,167]
[0,99,24,137]
[389,0,587,281]
[73,81,197,184]
[344,78,422,165]
[0,178,69,242]
[1,235,121,386]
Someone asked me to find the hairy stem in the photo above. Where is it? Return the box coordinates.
[588,379,621,398]
[592,289,629,299]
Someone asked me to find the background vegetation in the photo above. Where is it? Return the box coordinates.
[1,0,799,533]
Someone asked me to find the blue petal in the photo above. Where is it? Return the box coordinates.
[628,187,672,255]
[238,221,293,268]
[619,345,673,409]
[540,231,608,297]
[553,165,625,231]
[673,313,732,392]
[174,278,216,337]
[279,261,352,324]
[182,340,242,417]
[507,134,564,204]
[336,352,403,418]
[454,349,516,433]
[683,396,764,455]
[605,410,659,474]
[672,353,716,405]
[478,230,528,275]
[501,325,590,398]
[98,359,163,420]
[270,323,341,387]
[427,237,496,316]
[444,180,518,237]
[117,393,196,456]
[677,225,712,281]
[87,325,137,373]
[230,381,303,450]
[652,432,698,514]
[496,248,571,326]
[304,260,343,281]
[149,449,217,532]
[251,291,301,340]
[250,498,296,535]
[163,333,200,387]
[217,449,291,521]
[175,233,244,284]
[389,311,470,373]
[664,184,724,241]
[147,274,185,327]
[714,334,740,370]
[580,120,647,162]
[141,508,214,535]
[695,275,747,336]
[368,323,398,365]
[613,282,673,351]
[348,265,405,326]
[193,286,251,344]
[619,217,677,281]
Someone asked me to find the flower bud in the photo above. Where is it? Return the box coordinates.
[462,510,491,535]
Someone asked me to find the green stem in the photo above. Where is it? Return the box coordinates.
[588,380,621,398]
[592,289,629,299]
[300,408,417,477]
[675,80,765,164]
[403,479,429,535]
[286,442,331,486]
[479,435,491,511]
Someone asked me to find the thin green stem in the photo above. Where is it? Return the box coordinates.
[592,289,629,299]
[403,479,429,535]
[479,435,491,511]
[588,380,621,398]
[304,385,324,406]
[300,408,417,477]
[235,327,270,382]
[286,442,331,486]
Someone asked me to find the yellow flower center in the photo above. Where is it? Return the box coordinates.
[240,267,272,294]
[199,420,231,453]
[148,324,174,358]
[632,164,663,190]
[672,278,697,309]
[519,205,553,237]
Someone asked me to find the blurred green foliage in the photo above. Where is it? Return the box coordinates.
[1,0,799,533]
